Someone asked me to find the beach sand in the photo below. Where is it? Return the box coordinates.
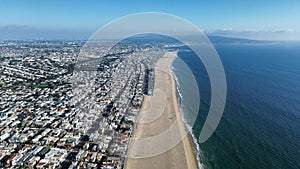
[125,52,199,169]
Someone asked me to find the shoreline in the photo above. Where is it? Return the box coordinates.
[126,51,199,169]
[171,64,204,169]
[168,52,201,169]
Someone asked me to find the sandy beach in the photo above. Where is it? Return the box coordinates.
[126,52,199,169]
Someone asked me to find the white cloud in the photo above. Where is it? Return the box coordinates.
[204,28,299,40]
[2,24,28,29]
[205,28,295,34]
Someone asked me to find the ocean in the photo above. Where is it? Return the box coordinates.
[172,42,300,169]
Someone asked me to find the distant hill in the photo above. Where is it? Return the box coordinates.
[207,35,273,44]
[121,33,274,45]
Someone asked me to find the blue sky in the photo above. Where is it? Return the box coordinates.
[1,0,300,40]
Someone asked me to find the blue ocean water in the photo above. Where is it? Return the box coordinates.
[172,42,300,169]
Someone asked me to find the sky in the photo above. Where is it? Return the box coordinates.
[0,0,300,40]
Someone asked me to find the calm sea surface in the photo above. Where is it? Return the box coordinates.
[172,42,300,169]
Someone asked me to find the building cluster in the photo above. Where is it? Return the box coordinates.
[0,40,166,168]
